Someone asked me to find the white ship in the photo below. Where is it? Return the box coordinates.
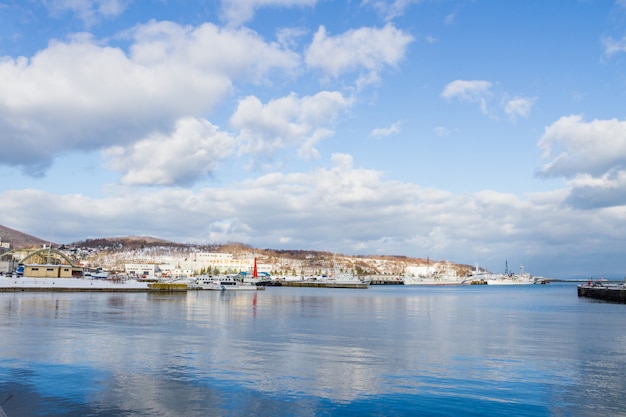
[194,275,263,291]
[486,265,539,285]
[403,262,465,285]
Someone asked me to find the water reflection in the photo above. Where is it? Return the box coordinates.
[0,285,624,416]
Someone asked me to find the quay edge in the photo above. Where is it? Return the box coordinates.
[280,281,370,289]
[147,283,188,292]
[577,284,626,303]
[0,277,187,293]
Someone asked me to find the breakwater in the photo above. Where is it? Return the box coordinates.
[577,284,626,303]
[280,280,370,289]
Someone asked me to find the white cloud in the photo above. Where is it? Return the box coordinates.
[104,117,236,186]
[276,27,308,49]
[603,35,626,57]
[444,12,456,25]
[43,0,130,24]
[370,121,401,138]
[128,20,300,84]
[538,115,626,178]
[442,80,536,121]
[564,171,626,209]
[230,91,351,161]
[305,24,413,85]
[362,0,422,21]
[441,80,491,100]
[0,21,299,176]
[504,96,535,121]
[2,156,624,277]
[538,115,626,209]
[220,0,318,26]
[441,80,492,114]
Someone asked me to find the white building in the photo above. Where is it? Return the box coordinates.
[179,252,259,275]
[125,263,163,279]
[125,253,272,278]
[0,260,16,274]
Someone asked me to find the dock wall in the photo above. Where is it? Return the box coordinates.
[148,283,188,292]
[280,281,369,289]
[577,285,626,303]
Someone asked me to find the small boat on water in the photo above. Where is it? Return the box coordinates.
[195,275,264,291]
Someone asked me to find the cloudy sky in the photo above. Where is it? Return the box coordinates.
[1,0,626,278]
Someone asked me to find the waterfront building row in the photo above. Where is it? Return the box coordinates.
[124,253,271,278]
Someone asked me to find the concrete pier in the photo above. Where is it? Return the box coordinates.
[577,284,626,303]
[280,280,369,289]
[148,283,188,292]
[0,277,188,292]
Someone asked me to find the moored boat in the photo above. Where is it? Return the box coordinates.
[403,275,443,285]
[403,262,465,285]
[324,273,371,288]
[241,257,273,286]
[279,271,370,289]
[195,274,263,291]
[320,257,371,288]
[486,265,538,285]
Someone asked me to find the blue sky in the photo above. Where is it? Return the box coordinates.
[1,0,626,278]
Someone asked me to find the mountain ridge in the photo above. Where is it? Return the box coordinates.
[0,224,473,274]
[0,224,52,249]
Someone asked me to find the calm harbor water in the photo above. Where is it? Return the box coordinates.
[0,282,624,416]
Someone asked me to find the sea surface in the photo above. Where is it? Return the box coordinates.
[0,282,624,417]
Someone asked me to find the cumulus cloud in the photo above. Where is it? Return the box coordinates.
[220,0,318,26]
[370,121,401,138]
[104,117,236,186]
[504,96,535,121]
[441,80,492,114]
[538,115,626,178]
[538,115,626,209]
[442,80,536,121]
[564,171,626,209]
[230,91,351,161]
[0,21,299,175]
[127,21,300,84]
[305,24,413,85]
[2,154,621,276]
